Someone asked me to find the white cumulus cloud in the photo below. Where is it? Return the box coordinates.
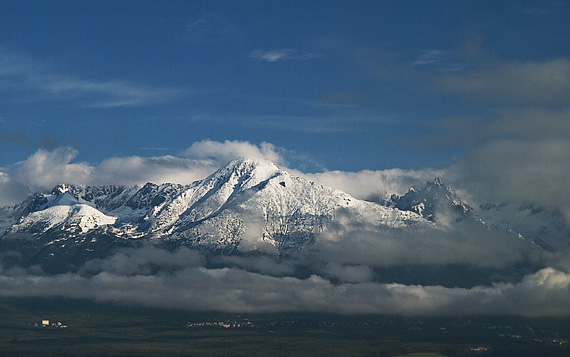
[0,140,289,206]
[302,167,446,199]
[183,139,286,165]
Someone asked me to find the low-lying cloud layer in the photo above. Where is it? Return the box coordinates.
[0,209,565,316]
[0,245,568,317]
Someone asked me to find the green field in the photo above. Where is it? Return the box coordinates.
[1,297,569,356]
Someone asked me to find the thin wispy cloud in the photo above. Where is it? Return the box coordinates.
[250,49,321,63]
[520,2,567,16]
[0,51,183,108]
[412,50,469,72]
[0,132,34,146]
[436,58,570,105]
[184,13,243,44]
[43,76,183,108]
[191,113,372,133]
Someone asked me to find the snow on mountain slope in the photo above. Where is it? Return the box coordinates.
[145,159,429,249]
[0,157,556,281]
[393,178,472,224]
[9,191,116,236]
[1,158,430,252]
[4,157,558,256]
[160,159,429,249]
[474,202,570,250]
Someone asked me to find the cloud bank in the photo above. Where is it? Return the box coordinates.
[303,168,447,198]
[0,246,567,317]
[0,140,286,206]
[431,57,570,224]
[0,139,437,206]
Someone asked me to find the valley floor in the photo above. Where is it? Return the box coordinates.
[1,297,569,356]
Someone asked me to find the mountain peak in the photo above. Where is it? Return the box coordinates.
[395,179,471,222]
[424,177,451,193]
[431,177,445,187]
[205,158,283,189]
[51,183,72,195]
[2,157,434,271]
[225,157,281,172]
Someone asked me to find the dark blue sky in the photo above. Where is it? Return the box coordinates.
[1,0,569,172]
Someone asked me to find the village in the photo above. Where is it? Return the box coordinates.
[187,319,254,329]
[185,315,568,349]
[33,319,68,328]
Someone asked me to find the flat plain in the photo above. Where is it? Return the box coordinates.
[1,297,569,356]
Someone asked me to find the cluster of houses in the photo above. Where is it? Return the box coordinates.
[187,319,254,328]
[34,319,68,328]
[469,346,489,351]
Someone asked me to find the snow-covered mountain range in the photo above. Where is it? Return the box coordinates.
[3,158,426,243]
[0,158,566,274]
